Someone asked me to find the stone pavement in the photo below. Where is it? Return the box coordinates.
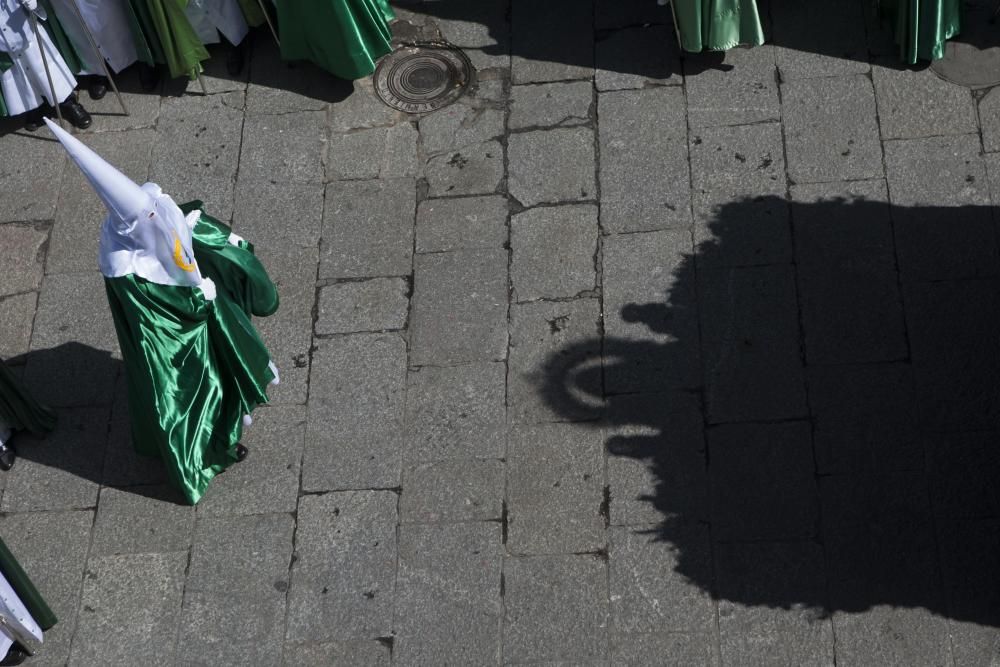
[2,0,1000,664]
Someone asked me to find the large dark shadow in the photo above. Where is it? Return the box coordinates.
[539,197,1000,632]
[402,0,1000,78]
[5,343,183,503]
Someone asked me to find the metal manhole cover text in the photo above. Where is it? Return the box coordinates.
[374,43,474,113]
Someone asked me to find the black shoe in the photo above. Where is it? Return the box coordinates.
[235,444,248,462]
[226,40,246,76]
[0,644,29,666]
[0,441,15,471]
[87,76,108,101]
[59,97,92,130]
[138,63,160,92]
[23,108,44,131]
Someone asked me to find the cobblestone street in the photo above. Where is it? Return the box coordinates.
[1,0,1000,664]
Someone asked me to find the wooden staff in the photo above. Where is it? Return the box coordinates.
[27,9,63,125]
[62,0,129,115]
[256,0,280,46]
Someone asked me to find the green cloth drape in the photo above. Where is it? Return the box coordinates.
[105,204,278,505]
[274,0,395,80]
[236,0,266,28]
[0,52,10,117]
[672,0,765,52]
[139,0,210,79]
[880,0,961,63]
[124,0,167,66]
[38,1,86,75]
[0,360,56,437]
[0,538,57,632]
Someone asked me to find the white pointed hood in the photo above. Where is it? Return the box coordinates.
[45,118,205,289]
[45,118,149,224]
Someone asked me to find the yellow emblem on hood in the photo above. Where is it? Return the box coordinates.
[173,233,197,272]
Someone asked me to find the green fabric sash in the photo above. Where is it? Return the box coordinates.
[38,1,87,74]
[104,204,278,505]
[275,0,395,80]
[0,360,57,437]
[0,538,57,632]
[141,0,210,80]
[124,0,166,66]
[672,0,765,52]
[881,0,961,63]
[0,53,9,117]
[237,0,266,28]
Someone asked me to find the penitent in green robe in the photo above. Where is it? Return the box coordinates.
[881,0,961,64]
[672,0,765,52]
[104,204,278,505]
[274,0,395,80]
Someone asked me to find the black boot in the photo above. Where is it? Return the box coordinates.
[235,443,248,462]
[226,39,247,76]
[22,107,45,132]
[138,63,160,92]
[59,96,92,130]
[0,440,14,471]
[87,75,108,101]
[0,644,29,667]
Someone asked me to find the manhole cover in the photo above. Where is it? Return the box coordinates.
[929,5,1000,88]
[374,43,473,113]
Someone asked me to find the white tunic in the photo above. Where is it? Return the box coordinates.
[184,0,249,46]
[0,570,43,657]
[0,0,76,115]
[47,0,139,74]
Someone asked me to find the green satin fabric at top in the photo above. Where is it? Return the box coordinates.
[670,0,957,61]
[275,0,395,80]
[140,0,210,79]
[0,538,57,632]
[881,0,961,64]
[0,359,56,437]
[105,204,278,505]
[672,0,765,52]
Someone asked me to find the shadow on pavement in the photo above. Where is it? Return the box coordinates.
[6,343,183,504]
[403,0,1000,77]
[0,32,354,138]
[539,196,1000,631]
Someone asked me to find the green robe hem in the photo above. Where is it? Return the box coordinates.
[673,0,765,52]
[275,0,395,80]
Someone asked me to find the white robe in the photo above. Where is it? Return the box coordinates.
[46,0,139,74]
[0,570,43,657]
[0,0,76,115]
[184,0,249,46]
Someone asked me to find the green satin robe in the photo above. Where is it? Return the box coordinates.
[881,0,961,63]
[137,0,210,79]
[0,360,56,437]
[0,538,56,632]
[124,0,167,67]
[672,0,765,52]
[105,204,278,505]
[274,0,395,80]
